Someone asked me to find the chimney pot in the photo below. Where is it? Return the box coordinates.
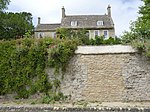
[107,5,111,17]
[38,17,41,25]
[62,6,66,18]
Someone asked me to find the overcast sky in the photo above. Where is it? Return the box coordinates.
[7,0,143,36]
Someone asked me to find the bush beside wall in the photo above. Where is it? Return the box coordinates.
[0,38,79,99]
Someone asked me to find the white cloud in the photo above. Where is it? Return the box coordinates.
[7,0,143,36]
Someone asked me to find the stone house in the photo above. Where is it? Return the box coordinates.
[34,5,115,39]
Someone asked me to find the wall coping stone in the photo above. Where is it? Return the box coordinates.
[75,45,137,54]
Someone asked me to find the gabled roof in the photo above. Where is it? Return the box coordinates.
[35,5,115,32]
[61,15,114,29]
[35,23,60,31]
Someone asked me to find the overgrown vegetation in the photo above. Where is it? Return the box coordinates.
[0,31,122,103]
[0,37,79,101]
[84,36,121,45]
[57,28,121,45]
[1,0,149,104]
[0,0,10,11]
[0,12,34,40]
[121,0,150,57]
[0,23,122,103]
[0,0,34,40]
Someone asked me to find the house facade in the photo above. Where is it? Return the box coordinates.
[35,5,115,39]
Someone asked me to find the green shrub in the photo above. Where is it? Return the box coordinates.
[42,92,66,104]
[56,28,121,45]
[84,36,121,45]
[0,29,122,100]
[0,37,79,99]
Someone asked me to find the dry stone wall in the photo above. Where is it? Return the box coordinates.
[48,45,150,102]
[123,54,150,101]
[0,106,150,112]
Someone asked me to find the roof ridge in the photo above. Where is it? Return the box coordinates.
[40,23,61,25]
[66,14,107,17]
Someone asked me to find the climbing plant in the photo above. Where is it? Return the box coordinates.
[0,37,79,99]
[0,28,121,100]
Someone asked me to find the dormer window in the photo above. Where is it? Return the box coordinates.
[97,21,104,26]
[71,21,78,26]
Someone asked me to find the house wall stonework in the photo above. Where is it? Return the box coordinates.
[89,29,115,39]
[108,29,115,38]
[89,30,94,39]
[35,29,115,39]
[35,31,56,38]
[48,45,150,102]
[35,6,115,39]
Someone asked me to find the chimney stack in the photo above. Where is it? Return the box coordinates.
[107,5,111,17]
[38,17,41,25]
[62,6,66,18]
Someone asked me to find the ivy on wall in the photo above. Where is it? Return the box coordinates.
[0,28,121,101]
[0,37,79,99]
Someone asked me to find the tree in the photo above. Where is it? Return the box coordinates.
[0,0,10,11]
[0,0,34,40]
[121,0,150,57]
[0,12,34,40]
[122,0,150,43]
[0,0,10,34]
[137,0,150,38]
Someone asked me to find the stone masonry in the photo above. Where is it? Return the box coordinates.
[59,45,150,102]
[0,105,150,112]
[123,54,150,101]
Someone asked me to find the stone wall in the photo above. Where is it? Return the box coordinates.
[0,45,149,111]
[48,45,150,102]
[0,105,149,112]
[123,54,150,101]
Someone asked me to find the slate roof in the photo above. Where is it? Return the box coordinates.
[61,15,114,29]
[35,8,114,31]
[35,23,60,31]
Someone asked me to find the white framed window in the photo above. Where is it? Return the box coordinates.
[86,31,89,38]
[94,30,100,37]
[103,30,109,38]
[52,32,56,38]
[38,32,44,38]
[97,21,104,26]
[71,21,78,26]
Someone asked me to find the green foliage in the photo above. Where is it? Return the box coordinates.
[131,39,150,58]
[42,92,66,104]
[121,0,150,41]
[24,31,33,38]
[0,12,34,40]
[121,0,150,57]
[56,28,88,40]
[86,36,121,45]
[0,37,79,100]
[57,28,121,45]
[137,0,150,40]
[121,31,137,44]
[0,0,10,11]
[0,28,121,100]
